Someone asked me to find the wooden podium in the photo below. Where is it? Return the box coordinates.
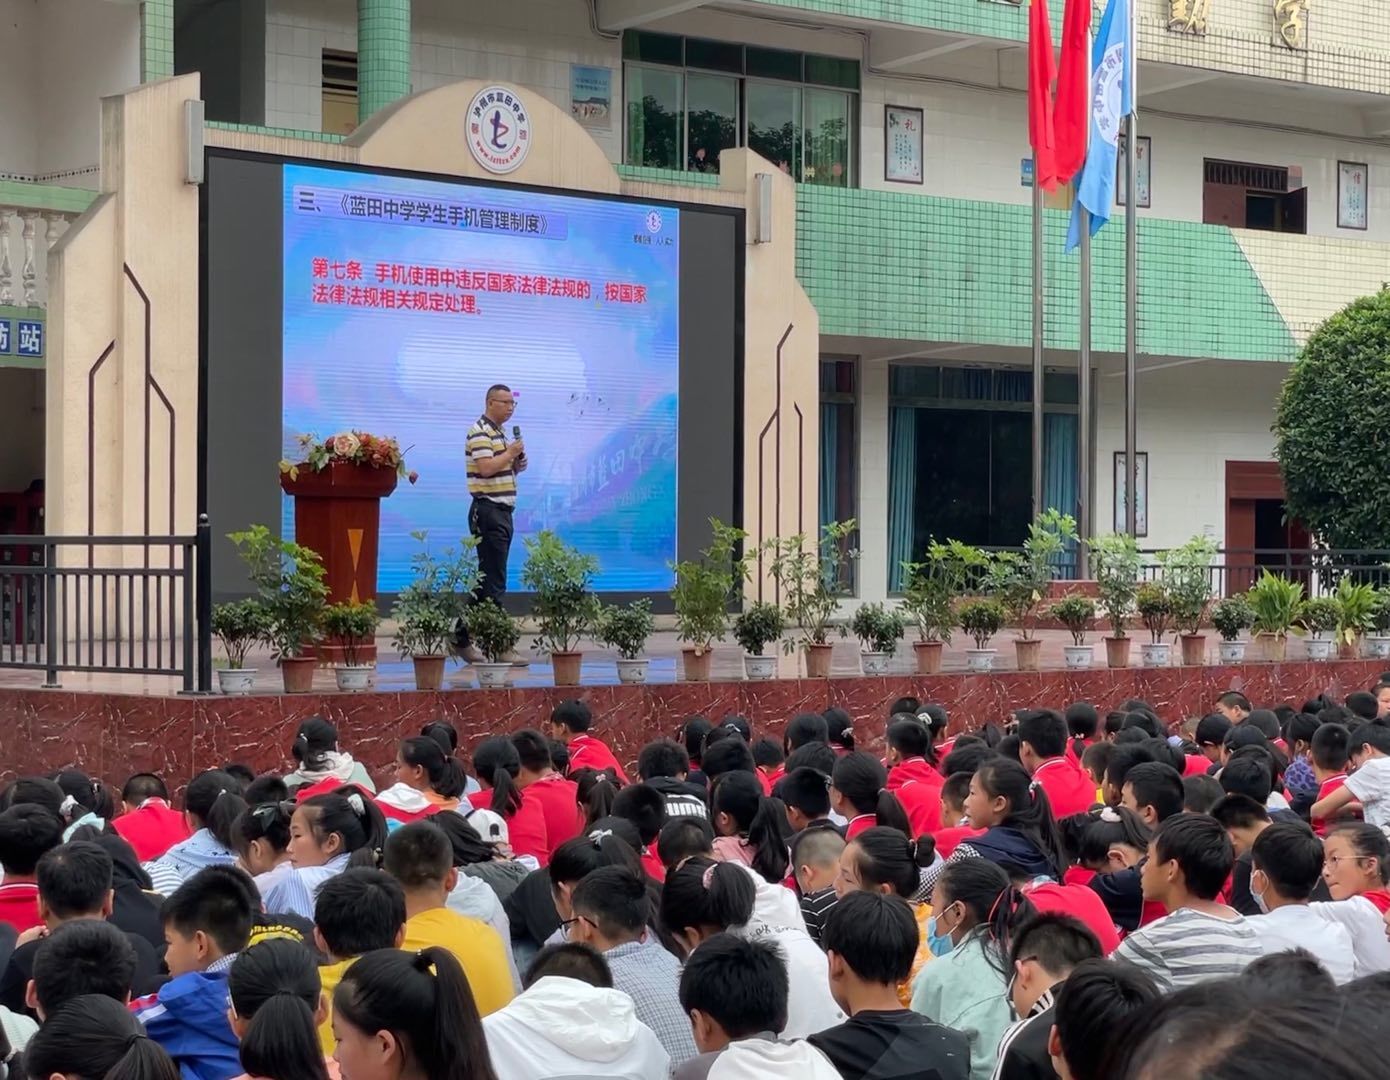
[280,462,398,663]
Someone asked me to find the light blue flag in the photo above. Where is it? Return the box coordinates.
[1065,0,1133,253]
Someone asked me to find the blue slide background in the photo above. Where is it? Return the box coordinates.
[281,164,680,592]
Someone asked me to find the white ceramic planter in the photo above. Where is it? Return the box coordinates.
[615,658,650,685]
[744,654,776,680]
[1368,636,1390,660]
[861,651,891,675]
[966,649,997,673]
[474,662,512,688]
[1218,639,1247,664]
[1063,645,1093,670]
[1141,642,1172,667]
[1305,636,1335,661]
[334,664,374,692]
[217,669,256,695]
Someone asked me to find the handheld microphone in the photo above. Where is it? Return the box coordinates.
[512,425,526,462]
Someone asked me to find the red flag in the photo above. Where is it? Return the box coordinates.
[1054,0,1093,183]
[1028,0,1059,191]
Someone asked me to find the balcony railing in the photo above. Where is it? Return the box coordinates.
[0,181,97,313]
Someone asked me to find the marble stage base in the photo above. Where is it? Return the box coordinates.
[0,659,1380,786]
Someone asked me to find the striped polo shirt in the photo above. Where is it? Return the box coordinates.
[1111,907,1263,991]
[465,415,517,506]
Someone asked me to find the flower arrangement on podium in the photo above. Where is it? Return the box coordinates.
[279,429,419,483]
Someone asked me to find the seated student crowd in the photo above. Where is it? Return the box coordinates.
[7,688,1390,1079]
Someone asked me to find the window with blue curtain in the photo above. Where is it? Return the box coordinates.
[887,406,916,592]
[819,359,857,591]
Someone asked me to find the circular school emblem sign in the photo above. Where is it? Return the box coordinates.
[1091,44,1126,144]
[467,86,532,174]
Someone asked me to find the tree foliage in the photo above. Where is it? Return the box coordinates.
[1275,288,1390,549]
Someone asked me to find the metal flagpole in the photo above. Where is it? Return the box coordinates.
[1077,210,1092,576]
[1032,159,1045,519]
[1123,0,1138,537]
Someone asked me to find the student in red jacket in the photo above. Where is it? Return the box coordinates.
[465,737,550,865]
[112,773,191,862]
[1019,710,1098,819]
[932,772,985,858]
[1064,702,1100,767]
[550,700,630,783]
[885,719,943,836]
[511,728,583,849]
[0,805,62,933]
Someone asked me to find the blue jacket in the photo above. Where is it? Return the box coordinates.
[132,970,241,1080]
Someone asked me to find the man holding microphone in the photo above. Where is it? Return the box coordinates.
[462,383,527,664]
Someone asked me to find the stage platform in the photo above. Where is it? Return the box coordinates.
[0,635,1381,785]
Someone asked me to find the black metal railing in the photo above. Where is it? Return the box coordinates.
[0,517,212,692]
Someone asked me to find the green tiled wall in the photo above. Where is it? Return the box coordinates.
[617,164,721,188]
[206,121,346,144]
[140,0,174,82]
[796,186,1297,362]
[358,0,412,123]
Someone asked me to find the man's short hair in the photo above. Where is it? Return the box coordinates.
[1220,748,1274,803]
[1346,691,1380,722]
[886,719,932,761]
[656,816,713,869]
[571,866,649,938]
[36,841,112,918]
[485,383,512,401]
[1251,821,1324,901]
[1009,913,1102,977]
[383,821,452,891]
[161,866,256,955]
[1124,763,1185,823]
[551,699,592,733]
[820,891,919,986]
[120,773,169,804]
[1066,703,1100,739]
[1182,774,1225,814]
[1017,710,1069,760]
[638,739,690,780]
[1104,743,1157,792]
[524,942,612,990]
[701,737,756,779]
[786,713,829,750]
[941,771,973,810]
[0,805,63,875]
[510,729,552,772]
[1312,723,1351,772]
[1210,793,1271,832]
[314,868,406,958]
[1352,723,1390,756]
[31,920,136,1013]
[790,827,845,872]
[752,738,784,770]
[1238,948,1335,1000]
[1194,714,1233,748]
[1053,959,1161,1080]
[678,933,789,1038]
[1217,691,1252,714]
[942,743,995,779]
[780,767,832,819]
[785,741,837,776]
[1153,813,1234,900]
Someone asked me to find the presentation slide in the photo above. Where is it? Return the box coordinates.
[281,164,681,593]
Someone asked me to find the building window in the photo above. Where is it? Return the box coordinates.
[1202,158,1307,234]
[622,31,858,184]
[820,358,858,593]
[322,50,358,136]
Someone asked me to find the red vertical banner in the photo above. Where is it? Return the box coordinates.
[1054,0,1094,184]
[1029,0,1060,191]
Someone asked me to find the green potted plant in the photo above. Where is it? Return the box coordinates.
[322,600,381,692]
[521,530,600,686]
[958,598,1006,672]
[228,525,328,693]
[669,520,747,682]
[391,531,480,690]
[733,601,786,680]
[1091,533,1142,669]
[1135,581,1174,667]
[1163,536,1217,666]
[1211,594,1254,663]
[764,520,857,678]
[1298,596,1342,661]
[1050,593,1097,669]
[210,598,271,694]
[988,511,1077,671]
[850,602,905,676]
[1335,577,1378,658]
[1368,587,1390,659]
[899,540,983,675]
[1246,570,1304,662]
[464,600,522,688]
[596,599,655,685]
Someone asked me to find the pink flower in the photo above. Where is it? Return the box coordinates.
[331,432,361,457]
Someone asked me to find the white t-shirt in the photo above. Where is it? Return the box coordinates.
[1344,756,1390,830]
[1251,904,1357,984]
[1309,896,1390,978]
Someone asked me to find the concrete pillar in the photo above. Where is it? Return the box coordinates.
[857,359,890,603]
[357,0,411,124]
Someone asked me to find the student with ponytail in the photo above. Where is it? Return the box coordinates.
[269,786,388,919]
[25,994,181,1080]
[465,737,550,864]
[374,734,469,822]
[945,759,1067,885]
[572,767,622,828]
[228,938,331,1080]
[823,708,856,755]
[284,717,376,799]
[910,857,1035,1080]
[830,753,912,840]
[144,769,247,894]
[331,946,500,1080]
[885,720,944,835]
[232,802,295,901]
[52,768,114,840]
[709,771,793,884]
[661,857,844,1038]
